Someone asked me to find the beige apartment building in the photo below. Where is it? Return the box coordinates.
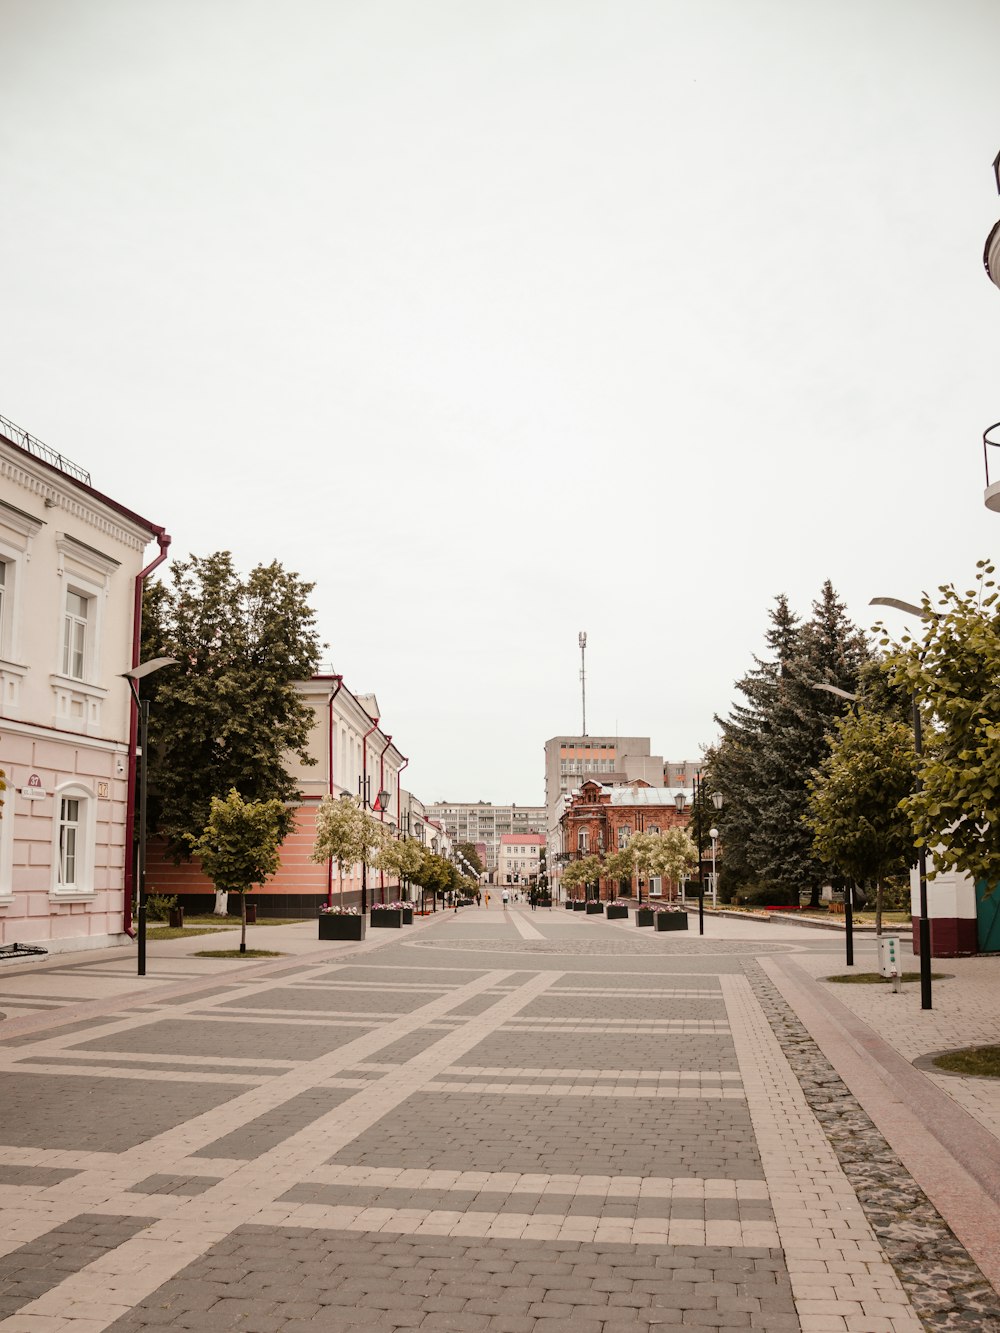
[425,801,545,875]
[0,414,166,952]
[497,832,545,888]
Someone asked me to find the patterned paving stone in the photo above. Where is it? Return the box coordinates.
[460,1029,740,1072]
[74,1017,374,1062]
[0,1071,241,1151]
[131,1173,221,1196]
[193,1088,355,1160]
[328,1091,764,1178]
[0,1214,155,1321]
[216,985,447,1014]
[104,1224,798,1332]
[0,1163,80,1186]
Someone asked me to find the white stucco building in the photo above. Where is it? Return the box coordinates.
[0,415,166,952]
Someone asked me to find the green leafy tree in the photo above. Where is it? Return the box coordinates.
[311,795,366,908]
[648,828,698,896]
[142,552,321,858]
[374,830,423,900]
[410,849,453,907]
[806,708,916,933]
[456,843,484,876]
[602,847,635,897]
[880,562,1000,893]
[188,789,284,953]
[561,859,587,899]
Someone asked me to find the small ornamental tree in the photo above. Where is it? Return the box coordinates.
[374,834,424,901]
[602,848,635,897]
[561,859,586,899]
[188,789,285,953]
[311,795,366,908]
[806,707,916,935]
[648,828,698,899]
[629,832,658,901]
[880,562,1000,896]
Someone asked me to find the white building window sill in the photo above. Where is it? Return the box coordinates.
[48,891,97,905]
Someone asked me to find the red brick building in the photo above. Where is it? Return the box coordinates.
[560,781,690,900]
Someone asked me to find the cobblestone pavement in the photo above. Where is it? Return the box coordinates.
[0,907,996,1330]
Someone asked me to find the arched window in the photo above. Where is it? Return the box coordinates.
[50,782,96,896]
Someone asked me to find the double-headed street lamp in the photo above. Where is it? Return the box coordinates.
[811,681,860,969]
[357,775,390,913]
[870,596,933,1012]
[674,786,722,934]
[121,656,177,978]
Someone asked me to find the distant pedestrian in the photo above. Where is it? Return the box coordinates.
[484,891,490,909]
[476,891,481,907]
[502,888,510,907]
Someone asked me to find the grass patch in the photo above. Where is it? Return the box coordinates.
[932,1046,1000,1078]
[176,915,307,928]
[147,926,229,941]
[193,949,286,959]
[826,971,947,984]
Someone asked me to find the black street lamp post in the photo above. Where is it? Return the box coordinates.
[122,656,177,978]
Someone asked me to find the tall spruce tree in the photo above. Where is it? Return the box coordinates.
[142,551,321,858]
[709,583,870,905]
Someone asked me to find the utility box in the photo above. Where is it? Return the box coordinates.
[878,935,901,978]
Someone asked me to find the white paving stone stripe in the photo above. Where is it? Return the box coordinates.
[419,1078,747,1098]
[0,970,561,1331]
[445,1063,742,1079]
[721,974,922,1333]
[248,1199,780,1248]
[295,1162,772,1196]
[505,909,545,940]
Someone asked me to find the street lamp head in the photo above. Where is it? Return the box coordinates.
[709,827,718,841]
[711,792,724,811]
[121,656,178,681]
[812,681,859,703]
[994,149,1000,195]
[869,597,928,620]
[673,791,687,811]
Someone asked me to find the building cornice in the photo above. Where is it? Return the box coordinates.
[0,447,153,553]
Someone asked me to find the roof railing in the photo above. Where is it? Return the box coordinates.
[0,413,92,486]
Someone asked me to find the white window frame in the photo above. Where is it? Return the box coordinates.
[649,876,663,897]
[49,781,97,899]
[0,788,14,901]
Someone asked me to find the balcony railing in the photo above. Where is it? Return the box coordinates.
[0,413,92,486]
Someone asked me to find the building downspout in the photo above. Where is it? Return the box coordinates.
[123,527,172,938]
[326,676,344,907]
[360,717,379,912]
[378,735,392,902]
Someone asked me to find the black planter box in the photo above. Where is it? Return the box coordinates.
[402,907,413,925]
[565,902,575,911]
[606,905,628,921]
[370,909,403,928]
[319,914,365,941]
[654,912,689,932]
[572,901,587,911]
[585,902,604,915]
[635,909,654,928]
[168,907,184,929]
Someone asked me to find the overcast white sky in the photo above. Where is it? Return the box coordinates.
[3,1,1000,805]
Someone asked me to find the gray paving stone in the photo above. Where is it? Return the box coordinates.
[76,1016,372,1062]
[0,1071,240,1150]
[217,985,446,1014]
[193,1087,354,1159]
[460,1031,740,1072]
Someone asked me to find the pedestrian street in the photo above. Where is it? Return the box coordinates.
[0,906,998,1331]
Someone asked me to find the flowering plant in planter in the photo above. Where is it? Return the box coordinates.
[377,901,409,911]
[319,904,360,915]
[650,903,686,913]
[610,899,632,908]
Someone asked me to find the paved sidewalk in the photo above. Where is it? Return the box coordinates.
[0,907,996,1330]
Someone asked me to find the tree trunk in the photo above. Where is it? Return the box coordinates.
[213,891,228,916]
[240,893,247,954]
[338,862,343,910]
[808,883,821,909]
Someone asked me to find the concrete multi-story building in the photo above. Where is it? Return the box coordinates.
[425,801,545,875]
[662,759,703,788]
[497,832,545,888]
[0,413,166,952]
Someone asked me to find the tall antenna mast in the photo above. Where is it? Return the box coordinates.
[579,631,587,736]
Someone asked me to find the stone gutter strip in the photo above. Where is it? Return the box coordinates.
[745,960,1000,1330]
